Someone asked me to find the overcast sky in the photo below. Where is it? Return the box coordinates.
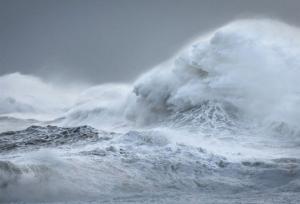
[1,0,300,83]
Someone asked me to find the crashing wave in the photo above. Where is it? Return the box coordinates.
[0,72,81,120]
[123,19,300,135]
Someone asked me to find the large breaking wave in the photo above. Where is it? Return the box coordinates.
[1,19,300,203]
[127,19,300,129]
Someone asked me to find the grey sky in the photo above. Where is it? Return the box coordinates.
[1,0,300,83]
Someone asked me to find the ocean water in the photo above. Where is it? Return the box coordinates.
[1,19,300,203]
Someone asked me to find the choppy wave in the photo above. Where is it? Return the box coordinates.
[1,125,300,203]
[0,125,102,153]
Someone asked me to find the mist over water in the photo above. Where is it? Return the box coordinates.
[1,19,300,203]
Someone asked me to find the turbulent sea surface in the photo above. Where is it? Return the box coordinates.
[1,19,300,203]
